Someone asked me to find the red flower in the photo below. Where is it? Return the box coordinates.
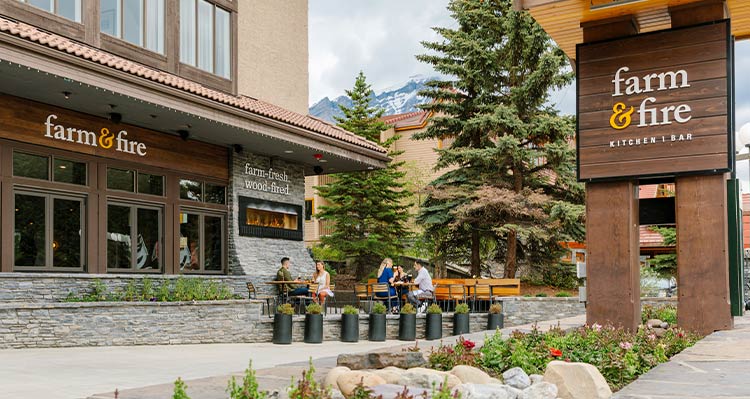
[462,339,476,350]
[678,332,684,338]
[447,348,454,354]
[549,348,562,357]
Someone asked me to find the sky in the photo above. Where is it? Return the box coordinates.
[309,0,750,186]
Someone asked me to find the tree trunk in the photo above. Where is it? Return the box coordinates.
[505,229,517,278]
[471,229,481,277]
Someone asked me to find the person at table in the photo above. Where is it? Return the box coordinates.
[276,257,309,297]
[407,260,434,313]
[392,264,408,309]
[375,258,398,312]
[312,261,334,305]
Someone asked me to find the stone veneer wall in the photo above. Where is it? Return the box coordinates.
[499,297,585,327]
[228,152,315,296]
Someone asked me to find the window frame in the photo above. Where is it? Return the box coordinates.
[100,0,165,54]
[17,0,81,22]
[178,207,226,274]
[105,200,164,273]
[304,198,314,221]
[179,0,232,79]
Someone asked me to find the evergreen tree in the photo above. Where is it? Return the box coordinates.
[315,72,412,279]
[416,0,584,278]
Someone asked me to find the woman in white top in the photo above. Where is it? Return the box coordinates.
[312,261,334,305]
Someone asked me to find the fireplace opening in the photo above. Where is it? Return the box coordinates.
[238,197,303,241]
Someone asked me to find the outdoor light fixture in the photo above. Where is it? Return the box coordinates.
[62,91,71,99]
[590,0,646,11]
[313,153,323,161]
[284,150,294,154]
[233,144,243,154]
[313,165,324,175]
[178,129,190,141]
[109,112,122,124]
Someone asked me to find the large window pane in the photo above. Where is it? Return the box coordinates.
[57,0,81,22]
[14,152,49,180]
[53,198,82,268]
[197,0,213,72]
[205,183,225,204]
[180,179,202,201]
[136,208,160,270]
[100,0,120,36]
[145,0,164,53]
[28,0,53,12]
[107,205,132,269]
[179,213,200,270]
[54,158,86,185]
[14,194,46,267]
[204,215,222,271]
[215,7,230,78]
[137,172,164,196]
[180,0,196,65]
[107,168,135,192]
[123,0,143,46]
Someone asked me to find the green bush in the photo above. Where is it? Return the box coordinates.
[227,360,267,399]
[428,337,479,371]
[306,303,323,315]
[310,244,345,262]
[342,305,358,315]
[401,303,416,314]
[427,304,443,314]
[535,293,548,297]
[455,303,469,314]
[642,304,677,325]
[555,292,572,297]
[64,277,238,303]
[371,302,387,314]
[172,378,191,399]
[277,303,294,315]
[288,360,331,399]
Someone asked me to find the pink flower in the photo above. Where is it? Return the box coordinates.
[647,334,656,341]
[619,341,633,350]
[549,348,562,357]
[592,323,602,332]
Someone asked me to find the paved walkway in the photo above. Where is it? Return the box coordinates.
[614,314,750,399]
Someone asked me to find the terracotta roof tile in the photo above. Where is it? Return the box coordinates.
[0,16,385,155]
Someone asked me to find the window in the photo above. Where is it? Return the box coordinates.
[18,0,81,22]
[304,199,313,221]
[180,0,231,78]
[180,179,225,204]
[14,152,87,185]
[101,0,165,54]
[107,203,162,270]
[107,168,164,196]
[179,211,224,272]
[14,192,85,270]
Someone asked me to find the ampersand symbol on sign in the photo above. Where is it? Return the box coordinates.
[609,102,634,130]
[99,128,114,149]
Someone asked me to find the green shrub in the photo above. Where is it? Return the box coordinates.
[172,378,191,399]
[288,360,331,399]
[277,303,294,315]
[455,303,469,314]
[523,294,532,298]
[371,302,387,314]
[142,277,155,300]
[401,303,416,314]
[642,304,677,325]
[428,337,479,371]
[432,378,461,399]
[63,277,236,303]
[227,360,267,399]
[555,292,572,297]
[342,305,358,315]
[535,293,548,297]
[427,304,443,314]
[306,303,323,315]
[488,303,502,314]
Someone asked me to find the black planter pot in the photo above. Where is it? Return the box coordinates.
[399,313,417,341]
[425,313,443,340]
[272,313,293,344]
[368,313,386,341]
[453,313,470,336]
[341,313,360,342]
[304,314,324,344]
[487,313,504,331]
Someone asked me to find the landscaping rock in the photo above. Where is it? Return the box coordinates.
[521,382,557,399]
[337,353,426,370]
[331,389,346,399]
[651,327,667,338]
[543,361,612,399]
[403,368,461,389]
[454,383,520,399]
[660,322,668,329]
[646,319,663,328]
[450,365,492,384]
[324,366,351,389]
[502,367,531,390]
[370,384,430,399]
[336,371,386,397]
[488,378,504,385]
[529,374,544,385]
[372,369,403,385]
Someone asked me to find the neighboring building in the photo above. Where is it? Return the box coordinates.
[0,1,388,288]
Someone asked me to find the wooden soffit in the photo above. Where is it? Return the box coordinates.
[518,0,750,61]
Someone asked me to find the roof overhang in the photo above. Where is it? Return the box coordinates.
[0,23,389,176]
[515,0,750,62]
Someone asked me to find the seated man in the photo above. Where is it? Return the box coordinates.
[277,257,309,297]
[406,260,434,313]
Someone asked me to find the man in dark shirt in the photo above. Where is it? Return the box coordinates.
[276,257,309,296]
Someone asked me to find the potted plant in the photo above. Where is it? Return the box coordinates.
[425,303,443,340]
[368,302,387,341]
[453,303,470,336]
[341,305,360,342]
[399,303,417,341]
[487,303,504,330]
[304,303,324,344]
[273,303,294,344]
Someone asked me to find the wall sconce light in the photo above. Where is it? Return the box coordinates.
[62,91,71,99]
[109,112,122,124]
[233,144,243,154]
[178,130,190,141]
[313,165,324,175]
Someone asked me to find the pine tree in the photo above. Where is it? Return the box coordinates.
[315,72,412,279]
[416,0,584,278]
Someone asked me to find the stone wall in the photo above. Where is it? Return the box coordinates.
[228,152,315,295]
[499,297,585,327]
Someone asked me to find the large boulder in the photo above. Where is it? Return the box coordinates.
[370,384,431,399]
[336,371,386,397]
[337,353,426,370]
[324,366,351,389]
[407,367,461,389]
[502,368,531,390]
[529,374,543,386]
[454,383,520,399]
[450,365,492,384]
[543,361,612,399]
[521,382,557,399]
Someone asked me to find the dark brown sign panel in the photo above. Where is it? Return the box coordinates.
[576,21,731,182]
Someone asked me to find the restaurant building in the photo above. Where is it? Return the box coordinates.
[0,0,388,289]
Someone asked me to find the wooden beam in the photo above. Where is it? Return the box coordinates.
[515,0,569,11]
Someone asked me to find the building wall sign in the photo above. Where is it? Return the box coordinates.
[44,114,147,156]
[576,21,732,181]
[243,164,291,195]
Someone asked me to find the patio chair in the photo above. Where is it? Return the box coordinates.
[371,283,398,313]
[354,283,371,312]
[472,284,492,313]
[447,284,467,311]
[246,282,275,317]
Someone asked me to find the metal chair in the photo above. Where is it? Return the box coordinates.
[354,283,371,312]
[246,282,275,317]
[371,283,398,312]
[472,284,492,313]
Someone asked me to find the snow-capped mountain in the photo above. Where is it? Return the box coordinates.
[309,75,439,122]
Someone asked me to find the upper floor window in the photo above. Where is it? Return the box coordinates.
[180,0,231,79]
[18,0,81,22]
[101,0,165,54]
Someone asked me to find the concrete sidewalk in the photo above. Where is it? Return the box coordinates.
[614,314,750,399]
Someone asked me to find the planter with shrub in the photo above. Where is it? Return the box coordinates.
[368,302,387,341]
[425,303,443,340]
[341,305,359,342]
[273,303,294,345]
[453,303,470,335]
[399,303,417,341]
[304,303,323,344]
[487,303,503,330]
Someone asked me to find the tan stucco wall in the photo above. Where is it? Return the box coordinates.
[237,0,309,115]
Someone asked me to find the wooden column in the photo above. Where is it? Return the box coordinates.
[586,181,641,331]
[676,175,733,335]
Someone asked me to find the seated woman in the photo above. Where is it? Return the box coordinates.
[375,258,397,312]
[392,265,408,307]
[313,261,334,305]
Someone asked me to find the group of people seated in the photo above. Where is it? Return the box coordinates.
[376,258,434,313]
[275,257,334,305]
